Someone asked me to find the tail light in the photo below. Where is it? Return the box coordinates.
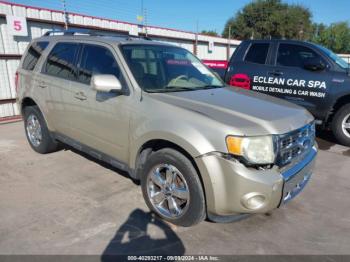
[229,73,251,90]
[15,71,19,94]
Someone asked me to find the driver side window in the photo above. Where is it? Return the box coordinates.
[277,44,325,69]
[78,44,122,85]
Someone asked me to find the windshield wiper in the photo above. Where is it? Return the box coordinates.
[146,86,197,93]
[146,85,223,93]
[197,85,224,90]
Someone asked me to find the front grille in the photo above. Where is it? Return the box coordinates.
[276,123,315,167]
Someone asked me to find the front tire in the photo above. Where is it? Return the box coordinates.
[23,106,59,154]
[332,104,350,147]
[141,148,206,227]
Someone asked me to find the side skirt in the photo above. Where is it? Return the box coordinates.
[52,133,137,179]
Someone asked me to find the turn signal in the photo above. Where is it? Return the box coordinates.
[226,136,243,156]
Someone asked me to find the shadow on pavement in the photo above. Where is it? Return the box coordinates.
[316,129,337,151]
[101,209,185,260]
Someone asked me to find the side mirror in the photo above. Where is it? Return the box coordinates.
[91,74,123,93]
[303,58,326,71]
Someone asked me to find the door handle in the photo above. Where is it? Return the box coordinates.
[268,70,284,76]
[37,81,47,88]
[74,92,87,101]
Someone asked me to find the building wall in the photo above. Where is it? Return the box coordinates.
[1,1,348,119]
[0,1,240,119]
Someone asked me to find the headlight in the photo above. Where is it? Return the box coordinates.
[226,135,276,165]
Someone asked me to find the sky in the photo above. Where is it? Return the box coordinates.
[9,0,350,34]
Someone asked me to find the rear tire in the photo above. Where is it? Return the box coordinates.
[140,148,206,227]
[332,104,350,147]
[23,106,59,154]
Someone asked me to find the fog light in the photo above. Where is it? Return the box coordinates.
[241,193,266,210]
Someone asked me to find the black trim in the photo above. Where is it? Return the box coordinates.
[207,212,252,223]
[52,132,137,179]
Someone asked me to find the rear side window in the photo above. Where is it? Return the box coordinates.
[277,44,323,68]
[22,42,49,71]
[244,43,269,64]
[78,44,121,84]
[44,42,79,80]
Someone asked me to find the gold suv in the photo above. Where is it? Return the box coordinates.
[17,30,317,226]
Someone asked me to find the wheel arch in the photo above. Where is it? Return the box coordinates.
[132,138,208,209]
[21,97,53,131]
[21,97,38,114]
[133,138,202,179]
[328,95,350,124]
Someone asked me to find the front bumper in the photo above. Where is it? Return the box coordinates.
[195,146,317,218]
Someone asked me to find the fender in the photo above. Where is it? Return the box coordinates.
[20,96,54,132]
[128,118,223,170]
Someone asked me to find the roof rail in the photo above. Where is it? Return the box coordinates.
[43,29,152,41]
[43,29,93,36]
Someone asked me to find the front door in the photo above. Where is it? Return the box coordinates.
[269,43,332,118]
[70,43,130,163]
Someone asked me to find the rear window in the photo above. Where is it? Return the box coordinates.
[43,42,79,80]
[244,43,269,64]
[22,42,49,71]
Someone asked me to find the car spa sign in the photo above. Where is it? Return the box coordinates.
[252,76,327,98]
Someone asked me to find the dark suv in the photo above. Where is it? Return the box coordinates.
[225,39,350,146]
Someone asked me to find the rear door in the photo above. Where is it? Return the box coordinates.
[226,42,273,91]
[40,42,80,136]
[19,41,49,113]
[268,43,332,118]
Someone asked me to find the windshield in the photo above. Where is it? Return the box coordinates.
[317,45,349,70]
[121,44,224,93]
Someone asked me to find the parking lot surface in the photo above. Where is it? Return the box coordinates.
[0,121,350,255]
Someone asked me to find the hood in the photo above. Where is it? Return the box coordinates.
[149,87,314,136]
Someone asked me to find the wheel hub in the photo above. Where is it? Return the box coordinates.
[342,113,350,138]
[147,164,190,219]
[26,114,42,147]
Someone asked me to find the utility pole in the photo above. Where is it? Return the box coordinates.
[61,0,69,30]
[227,25,231,61]
[195,20,198,55]
[144,8,148,37]
[137,0,148,36]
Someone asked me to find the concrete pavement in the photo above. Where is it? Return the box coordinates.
[0,122,349,255]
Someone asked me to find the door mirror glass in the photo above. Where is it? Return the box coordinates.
[303,58,326,71]
[91,74,122,93]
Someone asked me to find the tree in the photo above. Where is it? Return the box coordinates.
[222,0,313,40]
[311,22,350,53]
[201,30,219,37]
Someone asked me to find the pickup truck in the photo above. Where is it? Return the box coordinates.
[224,39,350,146]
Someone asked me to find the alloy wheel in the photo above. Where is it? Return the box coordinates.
[147,164,190,219]
[26,114,42,147]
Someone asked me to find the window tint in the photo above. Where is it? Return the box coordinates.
[44,42,79,80]
[277,44,323,68]
[245,43,269,64]
[22,42,49,71]
[78,44,121,84]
